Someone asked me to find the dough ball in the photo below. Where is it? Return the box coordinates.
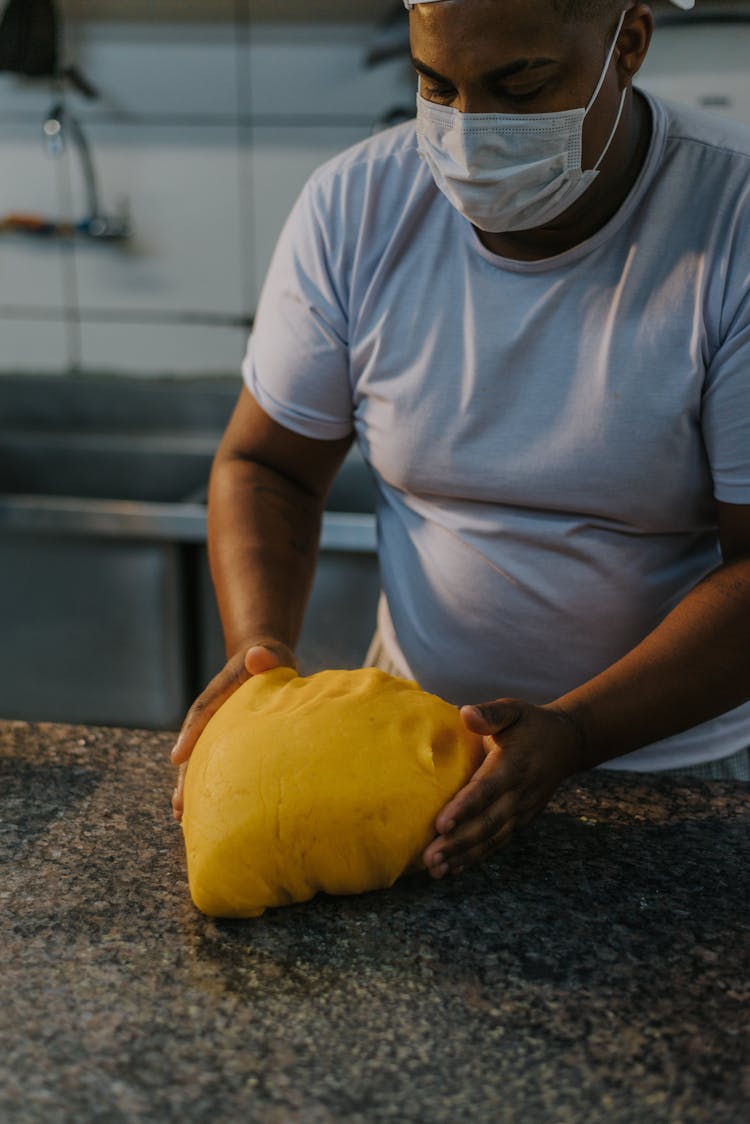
[181,666,482,918]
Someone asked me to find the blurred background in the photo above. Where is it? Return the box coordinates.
[1,0,749,729]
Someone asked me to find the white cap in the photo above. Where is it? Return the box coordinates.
[404,1,695,8]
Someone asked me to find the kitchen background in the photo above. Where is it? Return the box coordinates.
[1,0,749,729]
[2,0,750,376]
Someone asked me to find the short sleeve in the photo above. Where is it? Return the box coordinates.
[702,267,750,505]
[242,171,354,441]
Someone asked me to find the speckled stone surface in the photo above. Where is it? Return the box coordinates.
[1,719,748,1124]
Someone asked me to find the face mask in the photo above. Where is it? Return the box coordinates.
[415,9,628,233]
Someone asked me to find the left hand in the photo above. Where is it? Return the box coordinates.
[421,697,584,879]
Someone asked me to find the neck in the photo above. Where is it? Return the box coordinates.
[475,88,652,263]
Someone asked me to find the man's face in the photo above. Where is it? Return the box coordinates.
[410,0,625,168]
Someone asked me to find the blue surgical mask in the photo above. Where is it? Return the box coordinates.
[415,10,628,233]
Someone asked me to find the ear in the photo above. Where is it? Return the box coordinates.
[615,4,654,88]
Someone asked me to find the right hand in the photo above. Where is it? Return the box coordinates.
[170,639,296,821]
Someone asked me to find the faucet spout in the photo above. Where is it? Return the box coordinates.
[41,101,130,241]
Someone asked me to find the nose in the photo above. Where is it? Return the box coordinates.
[458,95,498,114]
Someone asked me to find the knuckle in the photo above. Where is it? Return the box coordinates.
[466,817,492,847]
[482,811,499,838]
[472,775,500,804]
[497,818,518,844]
[182,708,205,736]
[188,699,206,720]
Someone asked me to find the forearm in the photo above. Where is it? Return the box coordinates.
[548,558,750,770]
[207,452,323,658]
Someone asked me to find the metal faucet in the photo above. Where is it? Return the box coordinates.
[41,101,130,241]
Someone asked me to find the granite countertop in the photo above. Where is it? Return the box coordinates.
[1,720,748,1124]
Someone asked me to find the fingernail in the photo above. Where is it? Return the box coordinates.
[433,863,449,879]
[170,742,181,761]
[430,851,445,867]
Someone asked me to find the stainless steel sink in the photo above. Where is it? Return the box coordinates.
[0,374,378,729]
[1,431,216,502]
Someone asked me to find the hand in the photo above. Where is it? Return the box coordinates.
[421,697,584,879]
[170,639,296,821]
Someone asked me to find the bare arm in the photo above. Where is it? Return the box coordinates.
[207,386,352,658]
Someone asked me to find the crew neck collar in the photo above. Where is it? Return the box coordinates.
[464,90,667,274]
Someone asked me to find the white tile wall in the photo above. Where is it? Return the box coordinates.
[63,21,241,121]
[0,13,748,377]
[0,318,71,374]
[0,17,389,376]
[245,24,415,120]
[78,319,248,375]
[0,73,58,119]
[68,124,246,316]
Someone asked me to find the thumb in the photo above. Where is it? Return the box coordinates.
[244,641,296,676]
[460,698,523,737]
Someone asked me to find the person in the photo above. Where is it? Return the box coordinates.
[172,0,750,882]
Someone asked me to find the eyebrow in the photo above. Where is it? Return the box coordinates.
[410,56,558,84]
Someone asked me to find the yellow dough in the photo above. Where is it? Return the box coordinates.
[181,666,483,918]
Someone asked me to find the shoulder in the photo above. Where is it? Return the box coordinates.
[269,120,436,302]
[310,120,422,190]
[282,120,438,268]
[300,120,430,223]
[651,92,750,166]
[641,95,750,254]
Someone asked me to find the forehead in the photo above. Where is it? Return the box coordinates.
[409,0,602,72]
[409,0,599,48]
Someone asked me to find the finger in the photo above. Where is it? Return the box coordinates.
[244,642,294,676]
[460,699,523,737]
[172,762,187,821]
[170,661,249,765]
[430,789,518,865]
[425,782,550,874]
[171,640,296,767]
[434,747,512,835]
[434,818,518,878]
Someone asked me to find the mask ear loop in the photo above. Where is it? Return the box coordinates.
[592,86,628,171]
[585,8,627,114]
[585,9,629,172]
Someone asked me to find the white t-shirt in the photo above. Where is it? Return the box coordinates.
[243,91,750,772]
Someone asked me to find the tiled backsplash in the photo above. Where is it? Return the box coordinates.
[1,11,748,376]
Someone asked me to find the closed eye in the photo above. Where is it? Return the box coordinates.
[421,80,551,107]
[422,83,456,102]
[498,84,548,104]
